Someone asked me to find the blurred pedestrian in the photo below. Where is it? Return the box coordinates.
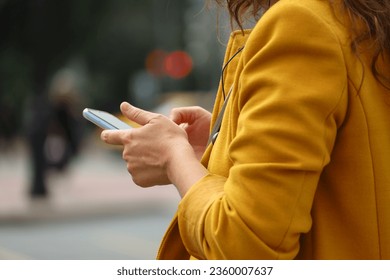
[101,0,390,259]
[44,69,83,171]
[25,69,83,197]
[25,93,52,197]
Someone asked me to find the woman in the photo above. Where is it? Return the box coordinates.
[101,0,390,259]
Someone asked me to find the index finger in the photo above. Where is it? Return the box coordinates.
[101,129,129,145]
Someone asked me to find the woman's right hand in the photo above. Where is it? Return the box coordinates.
[170,106,211,160]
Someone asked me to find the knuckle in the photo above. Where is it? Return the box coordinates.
[152,114,165,123]
[121,130,132,145]
[126,162,132,173]
[131,109,144,123]
[131,176,142,186]
[170,108,180,117]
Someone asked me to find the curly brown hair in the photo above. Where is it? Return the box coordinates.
[342,0,390,86]
[214,0,390,87]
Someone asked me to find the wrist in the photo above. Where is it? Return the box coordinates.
[166,141,207,197]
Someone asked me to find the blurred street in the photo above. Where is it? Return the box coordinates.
[0,135,180,259]
[0,0,223,261]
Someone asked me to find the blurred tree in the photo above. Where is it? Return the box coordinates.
[0,0,109,133]
[0,0,109,197]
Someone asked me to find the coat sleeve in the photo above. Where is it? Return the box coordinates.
[177,1,349,259]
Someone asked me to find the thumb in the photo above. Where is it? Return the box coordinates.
[120,102,156,126]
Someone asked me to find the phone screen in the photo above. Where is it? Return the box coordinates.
[83,108,132,130]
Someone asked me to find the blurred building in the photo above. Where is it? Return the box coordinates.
[0,0,227,137]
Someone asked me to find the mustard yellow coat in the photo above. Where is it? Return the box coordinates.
[157,0,390,259]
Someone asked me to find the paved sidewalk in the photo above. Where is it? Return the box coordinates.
[0,94,215,259]
[0,136,180,223]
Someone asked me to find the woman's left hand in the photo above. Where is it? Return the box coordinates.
[101,102,192,188]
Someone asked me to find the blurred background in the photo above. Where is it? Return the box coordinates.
[0,0,230,259]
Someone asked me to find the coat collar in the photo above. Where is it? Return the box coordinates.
[201,30,252,167]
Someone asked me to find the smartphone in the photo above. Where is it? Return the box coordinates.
[83,108,132,130]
